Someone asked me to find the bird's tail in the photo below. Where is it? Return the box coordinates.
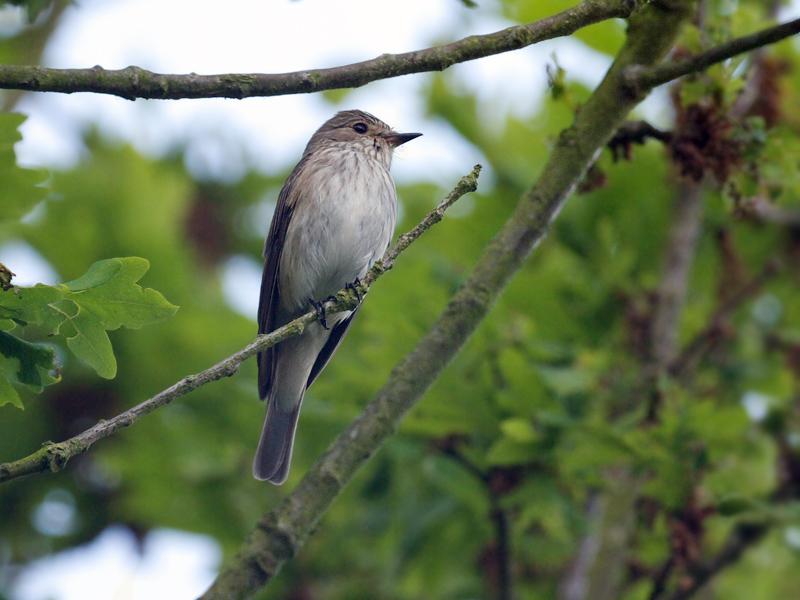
[253,397,303,484]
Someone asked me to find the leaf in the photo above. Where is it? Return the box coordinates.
[59,305,117,379]
[65,257,179,330]
[0,373,23,409]
[486,437,537,466]
[500,418,539,443]
[0,257,177,380]
[0,330,60,408]
[717,495,761,516]
[0,284,66,333]
[0,112,48,222]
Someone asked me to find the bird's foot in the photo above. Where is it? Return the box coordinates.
[308,295,339,330]
[308,297,331,330]
[346,278,364,304]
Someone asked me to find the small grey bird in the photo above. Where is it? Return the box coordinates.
[255,110,421,484]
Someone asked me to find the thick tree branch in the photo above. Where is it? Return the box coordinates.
[0,166,481,484]
[625,17,800,93]
[0,0,633,100]
[202,2,697,598]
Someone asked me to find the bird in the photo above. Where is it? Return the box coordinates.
[254,110,421,484]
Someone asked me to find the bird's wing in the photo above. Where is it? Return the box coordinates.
[257,158,308,400]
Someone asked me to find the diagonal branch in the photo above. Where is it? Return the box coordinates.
[624,17,800,93]
[0,0,634,99]
[0,165,481,484]
[202,2,698,597]
[663,523,768,600]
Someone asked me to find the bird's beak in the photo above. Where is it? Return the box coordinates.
[383,131,422,147]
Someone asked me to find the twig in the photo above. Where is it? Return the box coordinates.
[648,555,677,600]
[491,505,513,600]
[607,120,672,162]
[624,18,800,93]
[0,0,633,100]
[0,166,482,484]
[736,196,800,227]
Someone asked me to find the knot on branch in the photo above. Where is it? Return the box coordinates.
[43,442,70,473]
[255,515,301,565]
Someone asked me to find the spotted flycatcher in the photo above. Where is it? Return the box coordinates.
[254,110,421,484]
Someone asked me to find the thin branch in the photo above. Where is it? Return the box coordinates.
[0,166,481,484]
[490,504,513,600]
[737,196,800,227]
[202,2,697,597]
[664,523,768,600]
[0,0,633,100]
[648,555,677,600]
[607,120,672,162]
[625,18,800,93]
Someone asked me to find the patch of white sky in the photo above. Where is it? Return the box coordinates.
[11,526,220,600]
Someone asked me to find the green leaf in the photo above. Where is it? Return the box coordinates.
[0,284,66,333]
[59,305,117,379]
[499,418,539,443]
[0,112,48,222]
[0,372,23,409]
[486,437,537,466]
[717,495,761,517]
[0,330,59,408]
[0,257,176,380]
[65,257,179,330]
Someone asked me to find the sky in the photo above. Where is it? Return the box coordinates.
[2,1,799,599]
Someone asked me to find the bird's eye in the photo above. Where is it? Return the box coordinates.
[352,122,368,134]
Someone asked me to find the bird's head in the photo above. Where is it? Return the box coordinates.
[305,109,421,167]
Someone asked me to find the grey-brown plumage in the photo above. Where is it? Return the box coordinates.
[255,110,421,484]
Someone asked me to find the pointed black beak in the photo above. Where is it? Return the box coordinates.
[383,132,422,147]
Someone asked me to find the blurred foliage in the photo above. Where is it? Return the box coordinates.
[1,2,800,600]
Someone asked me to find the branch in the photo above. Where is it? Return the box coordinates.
[203,2,697,597]
[0,166,481,484]
[736,196,800,227]
[625,18,800,93]
[663,523,768,600]
[607,120,672,161]
[0,0,633,100]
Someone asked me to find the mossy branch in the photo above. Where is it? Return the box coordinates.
[0,166,481,484]
[0,0,634,99]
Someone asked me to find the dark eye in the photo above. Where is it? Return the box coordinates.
[352,122,368,134]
